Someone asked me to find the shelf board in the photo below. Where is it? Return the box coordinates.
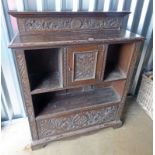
[9,30,144,49]
[31,72,62,95]
[36,87,121,120]
[104,67,126,82]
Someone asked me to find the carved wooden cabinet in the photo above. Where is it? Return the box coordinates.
[9,11,144,149]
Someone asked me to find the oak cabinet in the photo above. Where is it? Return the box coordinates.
[9,11,144,150]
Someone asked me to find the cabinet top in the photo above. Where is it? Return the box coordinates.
[9,11,144,49]
[9,30,144,49]
[9,11,130,17]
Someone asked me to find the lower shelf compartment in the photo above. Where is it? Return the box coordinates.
[34,87,120,119]
[34,86,120,139]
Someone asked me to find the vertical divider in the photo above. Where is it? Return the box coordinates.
[101,44,108,81]
[63,47,67,88]
[58,48,63,88]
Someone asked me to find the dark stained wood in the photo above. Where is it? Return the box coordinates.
[103,42,136,81]
[31,120,122,150]
[31,80,112,95]
[104,67,126,81]
[30,73,61,94]
[9,11,144,150]
[8,11,131,35]
[116,41,142,119]
[9,30,144,49]
[15,50,38,140]
[112,80,126,97]
[36,103,119,139]
[118,42,135,74]
[24,48,64,91]
[67,44,105,86]
[8,11,131,17]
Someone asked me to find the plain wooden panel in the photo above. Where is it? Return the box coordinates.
[118,43,135,74]
[112,80,126,97]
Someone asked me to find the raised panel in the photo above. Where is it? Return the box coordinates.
[67,44,105,86]
[74,51,98,81]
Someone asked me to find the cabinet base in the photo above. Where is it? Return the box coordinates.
[31,120,122,150]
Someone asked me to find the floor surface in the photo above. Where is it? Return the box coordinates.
[1,98,153,155]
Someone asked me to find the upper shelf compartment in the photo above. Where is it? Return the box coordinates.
[24,48,63,94]
[103,42,135,81]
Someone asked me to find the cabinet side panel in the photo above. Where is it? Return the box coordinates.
[15,50,38,140]
[118,43,135,74]
[112,80,126,97]
[117,41,142,119]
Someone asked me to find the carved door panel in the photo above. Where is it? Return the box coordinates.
[67,44,105,86]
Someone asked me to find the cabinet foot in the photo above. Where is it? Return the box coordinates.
[31,120,122,150]
[113,120,123,129]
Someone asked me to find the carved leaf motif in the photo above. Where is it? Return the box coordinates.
[22,17,122,32]
[37,105,118,139]
[74,51,97,81]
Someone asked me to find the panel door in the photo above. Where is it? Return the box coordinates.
[67,44,105,86]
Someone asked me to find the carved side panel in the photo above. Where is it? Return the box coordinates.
[15,50,38,140]
[117,41,143,119]
[74,51,97,81]
[17,17,123,34]
[37,105,118,139]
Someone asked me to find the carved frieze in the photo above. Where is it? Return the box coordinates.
[37,105,118,139]
[18,17,123,34]
[74,51,97,81]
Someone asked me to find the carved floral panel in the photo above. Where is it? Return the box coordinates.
[37,105,118,139]
[73,51,98,81]
[18,17,123,33]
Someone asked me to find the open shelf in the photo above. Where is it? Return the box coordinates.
[25,48,63,94]
[104,66,126,81]
[104,43,135,81]
[30,72,61,94]
[33,86,121,119]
